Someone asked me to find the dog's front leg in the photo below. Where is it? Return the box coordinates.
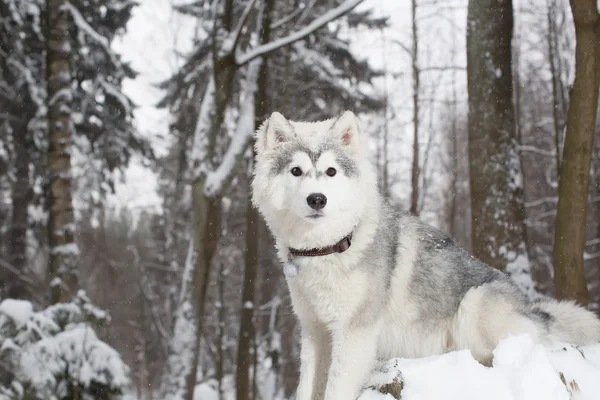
[295,321,330,400]
[323,322,379,400]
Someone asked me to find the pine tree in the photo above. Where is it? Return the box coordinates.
[0,0,150,300]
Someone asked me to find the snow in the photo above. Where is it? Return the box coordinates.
[204,58,262,197]
[50,242,81,256]
[0,293,129,400]
[20,323,130,391]
[64,2,110,49]
[359,334,600,400]
[99,76,133,115]
[504,248,539,300]
[237,0,365,65]
[193,380,220,400]
[190,77,216,179]
[0,299,33,328]
[159,242,200,399]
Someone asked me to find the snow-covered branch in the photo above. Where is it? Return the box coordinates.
[517,145,556,157]
[204,59,262,197]
[271,7,305,29]
[64,2,123,70]
[190,78,216,179]
[236,0,365,65]
[524,196,558,208]
[98,77,133,114]
[229,0,260,55]
[64,2,110,49]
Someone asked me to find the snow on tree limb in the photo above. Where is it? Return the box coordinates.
[204,59,262,197]
[236,0,365,66]
[64,2,109,49]
[64,2,123,70]
[229,0,261,55]
[98,77,133,114]
[518,145,556,157]
[190,78,216,179]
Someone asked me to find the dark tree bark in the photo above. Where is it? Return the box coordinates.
[236,2,274,399]
[46,0,78,303]
[552,0,599,306]
[409,0,420,216]
[466,0,531,292]
[7,119,32,299]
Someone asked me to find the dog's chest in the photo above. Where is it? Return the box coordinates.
[289,258,368,324]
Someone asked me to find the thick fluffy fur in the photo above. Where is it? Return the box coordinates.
[251,111,600,400]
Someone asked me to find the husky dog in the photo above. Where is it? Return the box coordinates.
[251,111,600,400]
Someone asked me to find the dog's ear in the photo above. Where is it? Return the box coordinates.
[331,111,360,149]
[255,112,294,153]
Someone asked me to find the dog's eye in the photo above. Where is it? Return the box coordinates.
[326,167,337,177]
[291,167,303,177]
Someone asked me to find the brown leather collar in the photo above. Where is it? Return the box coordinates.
[289,234,352,257]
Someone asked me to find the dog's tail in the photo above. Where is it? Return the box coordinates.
[533,299,600,345]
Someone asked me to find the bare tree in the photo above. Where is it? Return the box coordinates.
[552,0,600,306]
[466,0,534,296]
[46,0,79,303]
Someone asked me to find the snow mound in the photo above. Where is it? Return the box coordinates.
[0,292,130,400]
[0,299,33,328]
[359,335,600,400]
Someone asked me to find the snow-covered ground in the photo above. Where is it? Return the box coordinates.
[192,335,600,400]
[361,335,600,400]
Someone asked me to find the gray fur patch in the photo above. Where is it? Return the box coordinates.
[529,305,554,329]
[269,141,358,177]
[350,204,399,328]
[408,223,508,320]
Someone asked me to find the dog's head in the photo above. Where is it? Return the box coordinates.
[251,111,378,249]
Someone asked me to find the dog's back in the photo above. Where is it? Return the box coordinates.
[380,212,600,363]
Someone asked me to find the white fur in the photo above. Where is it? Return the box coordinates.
[251,111,600,400]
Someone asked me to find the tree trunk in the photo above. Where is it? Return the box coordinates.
[236,2,274,400]
[552,0,599,306]
[217,263,226,400]
[547,0,564,177]
[466,0,534,296]
[7,120,31,299]
[46,0,79,303]
[410,0,420,216]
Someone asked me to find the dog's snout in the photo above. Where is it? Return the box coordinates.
[307,193,327,210]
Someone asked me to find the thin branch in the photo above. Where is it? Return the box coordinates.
[585,238,600,247]
[230,0,260,54]
[518,145,556,157]
[392,39,412,56]
[421,65,466,72]
[525,196,558,207]
[0,257,36,287]
[236,0,364,65]
[271,7,304,29]
[584,251,600,261]
[295,0,319,26]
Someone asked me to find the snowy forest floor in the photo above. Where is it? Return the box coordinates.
[195,335,600,400]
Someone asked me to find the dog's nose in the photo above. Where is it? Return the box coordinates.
[307,193,327,210]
